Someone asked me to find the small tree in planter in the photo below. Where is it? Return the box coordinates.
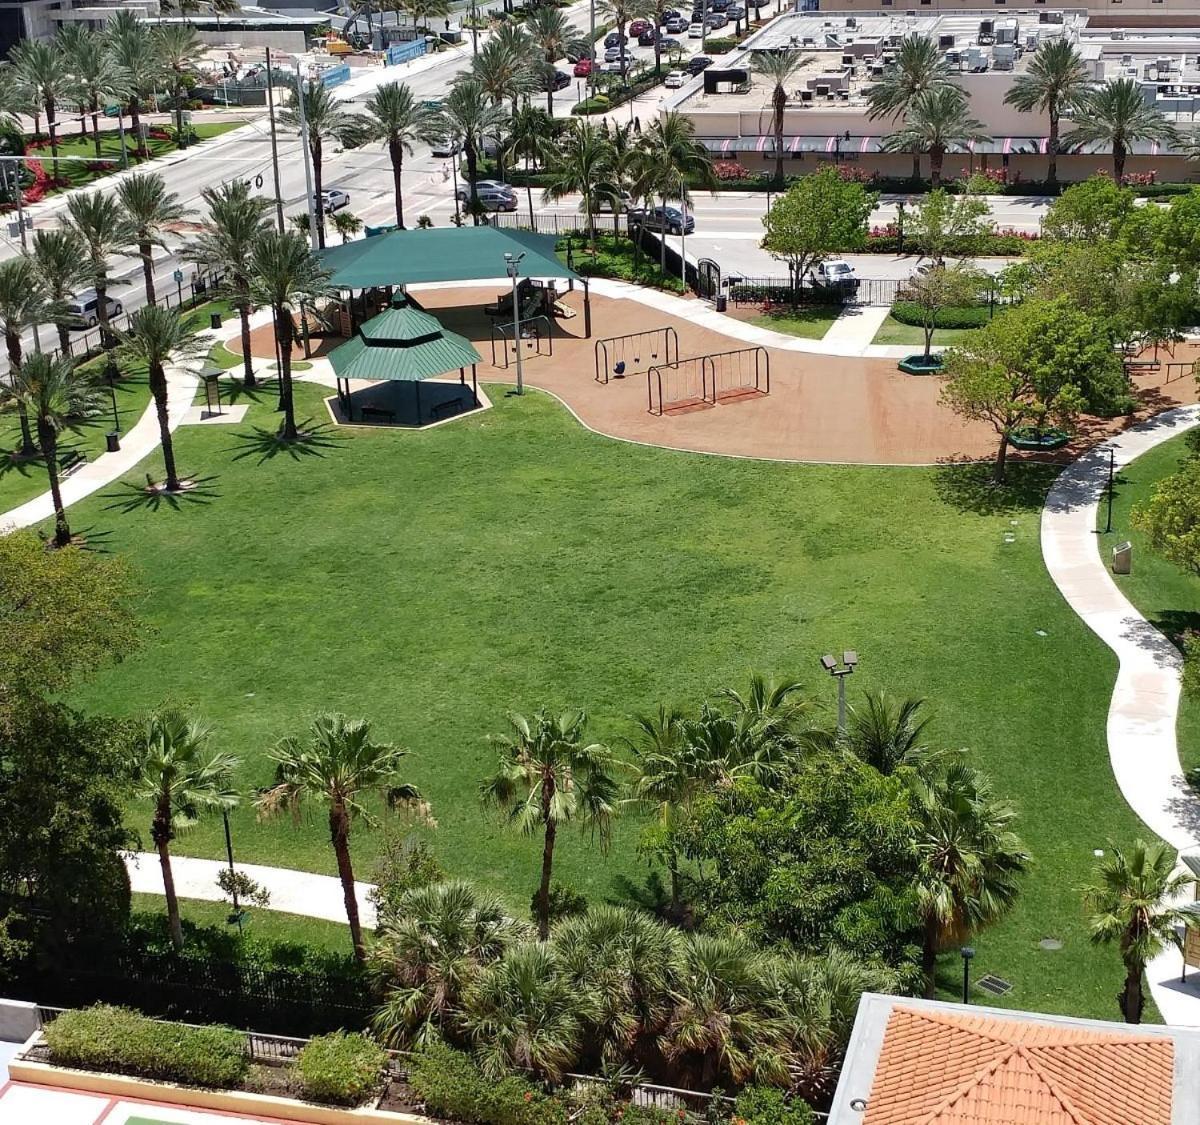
[896,264,985,366]
[906,180,991,267]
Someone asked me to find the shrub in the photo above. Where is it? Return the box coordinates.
[704,35,739,52]
[370,834,445,922]
[296,1031,387,1106]
[733,1085,815,1125]
[572,95,611,115]
[44,1004,247,1089]
[530,883,588,925]
[890,301,991,329]
[1180,631,1200,701]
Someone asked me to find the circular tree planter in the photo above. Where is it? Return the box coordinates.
[898,353,944,376]
[1009,427,1069,452]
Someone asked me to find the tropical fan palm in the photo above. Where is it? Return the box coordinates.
[751,51,809,185]
[1063,77,1177,183]
[116,172,188,305]
[542,121,615,256]
[400,0,451,33]
[432,78,509,224]
[245,230,332,439]
[719,670,830,759]
[480,708,621,941]
[153,23,205,149]
[0,255,54,458]
[106,10,164,159]
[116,305,205,492]
[471,35,537,111]
[64,190,126,345]
[256,712,431,960]
[866,33,954,180]
[360,81,433,229]
[524,7,587,112]
[1003,38,1090,187]
[0,353,104,547]
[9,39,72,177]
[1084,839,1194,1023]
[844,690,935,776]
[184,180,272,388]
[635,112,713,269]
[279,80,361,248]
[371,879,528,1047]
[30,229,89,355]
[880,85,989,189]
[127,708,240,949]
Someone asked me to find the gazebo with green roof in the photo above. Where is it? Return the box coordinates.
[328,292,483,426]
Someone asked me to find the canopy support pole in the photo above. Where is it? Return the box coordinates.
[472,364,478,407]
[415,379,421,426]
[583,277,591,338]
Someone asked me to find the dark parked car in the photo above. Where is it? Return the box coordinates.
[727,3,746,16]
[604,31,626,47]
[631,206,695,235]
[664,8,682,17]
[685,54,713,74]
[540,68,571,91]
[638,28,659,45]
[710,0,730,10]
[659,36,680,49]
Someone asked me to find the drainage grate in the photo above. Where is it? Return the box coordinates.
[977,974,1013,996]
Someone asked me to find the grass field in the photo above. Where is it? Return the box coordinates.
[871,316,980,348]
[59,379,1148,1020]
[1096,429,1200,777]
[130,894,355,952]
[748,307,841,340]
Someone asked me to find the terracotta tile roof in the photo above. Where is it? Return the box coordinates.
[861,1006,1175,1125]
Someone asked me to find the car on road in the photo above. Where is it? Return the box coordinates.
[628,18,652,35]
[430,136,461,157]
[710,0,730,10]
[664,69,686,87]
[812,259,860,290]
[317,188,350,213]
[664,15,688,32]
[637,28,659,45]
[630,206,695,235]
[593,188,633,212]
[469,187,519,212]
[604,31,626,47]
[573,57,592,76]
[704,12,728,28]
[67,289,123,330]
[540,68,571,90]
[659,36,680,50]
[726,3,745,16]
[456,180,515,204]
[604,45,627,62]
[685,54,713,73]
[598,60,626,73]
[688,21,704,36]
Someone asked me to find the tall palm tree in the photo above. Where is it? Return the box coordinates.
[597,0,633,77]
[0,354,104,547]
[0,256,52,458]
[279,80,360,248]
[1063,78,1177,184]
[505,105,555,226]
[399,0,452,34]
[471,36,535,178]
[117,172,188,306]
[9,39,72,179]
[524,7,586,113]
[910,759,1030,997]
[480,708,622,941]
[543,121,615,257]
[106,10,163,160]
[127,708,240,950]
[1003,39,1090,189]
[257,712,430,960]
[637,112,713,271]
[31,229,89,356]
[844,690,934,776]
[65,190,126,347]
[360,81,432,229]
[432,79,508,224]
[184,181,272,389]
[866,33,954,181]
[463,941,590,1082]
[752,50,808,186]
[153,24,205,149]
[371,880,529,1047]
[116,306,204,493]
[1084,840,1194,1024]
[881,86,989,190]
[60,25,126,160]
[719,670,827,757]
[246,230,331,440]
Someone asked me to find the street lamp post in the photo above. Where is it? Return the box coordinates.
[293,62,321,250]
[1105,448,1115,534]
[820,650,858,733]
[960,946,975,1004]
[504,251,526,395]
[222,809,246,934]
[896,199,906,256]
[105,356,121,452]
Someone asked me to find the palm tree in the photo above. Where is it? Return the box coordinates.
[184,181,272,389]
[910,759,1030,997]
[153,24,205,149]
[371,880,529,1047]
[1063,78,1177,184]
[463,941,590,1082]
[637,112,714,271]
[117,172,188,306]
[65,191,126,347]
[279,80,360,248]
[881,86,989,190]
[256,712,431,961]
[331,210,363,243]
[0,354,104,547]
[505,105,555,226]
[116,306,204,492]
[360,82,432,229]
[844,690,934,776]
[480,708,622,941]
[9,39,72,179]
[127,708,240,950]
[60,25,126,160]
[719,670,827,758]
[524,7,586,114]
[752,50,808,186]
[597,0,633,78]
[433,79,508,225]
[399,0,452,34]
[31,229,89,356]
[106,10,163,160]
[0,256,52,458]
[1084,840,1194,1024]
[246,230,332,440]
[1003,39,1090,188]
[471,36,535,178]
[866,34,954,181]
[543,121,615,257]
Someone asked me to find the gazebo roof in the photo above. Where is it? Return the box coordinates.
[329,293,482,382]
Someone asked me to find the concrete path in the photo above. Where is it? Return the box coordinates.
[1041,405,1200,1026]
[820,304,894,352]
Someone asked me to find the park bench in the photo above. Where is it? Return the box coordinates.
[431,398,465,421]
[359,405,396,424]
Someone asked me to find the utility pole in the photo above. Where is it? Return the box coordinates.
[265,47,286,233]
[293,61,321,250]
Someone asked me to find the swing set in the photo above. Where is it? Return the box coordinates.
[594,327,679,384]
[646,347,770,416]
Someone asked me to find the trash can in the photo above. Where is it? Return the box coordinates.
[210,312,222,330]
[714,294,727,313]
[105,432,120,453]
[1112,541,1132,575]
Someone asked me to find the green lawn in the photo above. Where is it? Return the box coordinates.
[1096,430,1200,777]
[59,380,1148,1020]
[749,307,841,340]
[871,317,981,348]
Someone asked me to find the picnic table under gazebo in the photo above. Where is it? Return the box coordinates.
[328,291,483,427]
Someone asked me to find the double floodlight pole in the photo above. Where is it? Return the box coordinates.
[820,649,858,734]
[505,251,526,396]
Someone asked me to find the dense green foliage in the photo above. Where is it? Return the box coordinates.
[296,1031,388,1105]
[890,301,991,329]
[734,1085,816,1125]
[1133,457,1200,578]
[759,168,877,280]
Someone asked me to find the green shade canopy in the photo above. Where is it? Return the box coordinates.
[329,293,482,383]
[318,227,579,290]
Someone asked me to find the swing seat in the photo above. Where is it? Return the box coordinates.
[613,360,626,377]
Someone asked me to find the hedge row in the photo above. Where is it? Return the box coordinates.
[891,301,992,329]
[44,1005,247,1088]
[730,282,846,306]
[866,232,1033,256]
[296,1031,387,1106]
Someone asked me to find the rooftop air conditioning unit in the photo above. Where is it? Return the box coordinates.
[993,43,1016,69]
[845,16,856,27]
[979,18,993,33]
[938,33,954,47]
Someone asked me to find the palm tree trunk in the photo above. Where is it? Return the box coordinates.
[668,848,681,912]
[96,276,113,349]
[56,321,71,357]
[237,298,256,389]
[389,137,406,228]
[6,331,36,457]
[140,239,157,305]
[330,804,366,960]
[1047,108,1058,189]
[91,101,102,160]
[659,193,668,273]
[930,148,943,191]
[773,90,784,186]
[912,151,920,182]
[993,433,1009,485]
[150,360,180,491]
[174,79,186,149]
[1114,140,1126,185]
[38,422,71,548]
[312,136,327,249]
[130,95,147,159]
[921,915,939,998]
[466,140,480,226]
[155,807,184,951]
[275,306,298,440]
[536,817,557,941]
[46,99,59,181]
[1121,959,1144,1023]
[526,154,536,227]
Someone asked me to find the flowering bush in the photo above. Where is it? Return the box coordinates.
[977,167,1008,186]
[713,159,747,181]
[815,160,876,184]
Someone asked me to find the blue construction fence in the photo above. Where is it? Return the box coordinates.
[386,39,428,66]
[320,63,351,88]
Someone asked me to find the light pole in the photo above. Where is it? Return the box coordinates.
[105,355,121,452]
[678,172,688,290]
[222,809,246,935]
[896,198,906,256]
[820,650,858,733]
[293,62,321,250]
[960,946,975,1004]
[505,251,526,395]
[1105,448,1115,534]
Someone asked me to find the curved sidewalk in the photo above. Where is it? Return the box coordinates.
[1041,405,1200,1026]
